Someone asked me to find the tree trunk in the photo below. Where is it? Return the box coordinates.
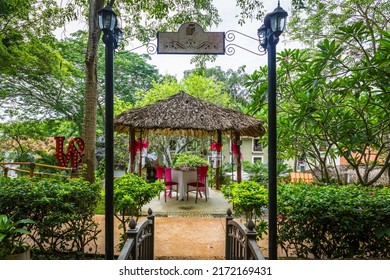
[82,0,104,183]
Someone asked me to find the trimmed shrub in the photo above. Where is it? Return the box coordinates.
[111,173,164,247]
[221,180,268,239]
[277,183,390,259]
[0,176,101,258]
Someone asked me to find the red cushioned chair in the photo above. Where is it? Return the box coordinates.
[156,166,164,200]
[186,165,208,203]
[162,167,179,202]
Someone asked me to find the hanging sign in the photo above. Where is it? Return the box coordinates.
[157,22,225,54]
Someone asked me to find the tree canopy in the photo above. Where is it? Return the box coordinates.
[246,0,390,185]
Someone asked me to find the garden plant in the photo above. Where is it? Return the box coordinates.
[0,176,101,259]
[172,152,210,169]
[112,173,164,248]
[0,214,34,259]
[221,180,268,239]
[277,183,390,259]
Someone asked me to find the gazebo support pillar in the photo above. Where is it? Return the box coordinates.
[129,127,135,174]
[235,132,242,183]
[215,130,222,190]
[138,130,143,177]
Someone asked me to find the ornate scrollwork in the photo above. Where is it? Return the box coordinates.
[225,30,237,42]
[225,44,266,56]
[146,42,157,55]
[162,39,219,52]
[128,41,157,54]
[225,30,258,42]
[125,28,157,54]
[224,30,266,56]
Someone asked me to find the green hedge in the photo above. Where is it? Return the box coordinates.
[277,183,390,259]
[0,176,101,258]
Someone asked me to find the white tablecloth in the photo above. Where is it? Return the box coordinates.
[171,169,209,200]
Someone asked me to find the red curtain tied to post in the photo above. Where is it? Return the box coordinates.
[129,139,149,154]
[210,141,222,152]
[231,140,242,159]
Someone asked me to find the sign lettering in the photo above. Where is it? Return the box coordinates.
[54,137,85,168]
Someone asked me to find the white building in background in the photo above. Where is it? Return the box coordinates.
[220,136,295,170]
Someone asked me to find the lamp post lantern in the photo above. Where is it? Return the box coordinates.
[257,1,287,260]
[98,4,122,260]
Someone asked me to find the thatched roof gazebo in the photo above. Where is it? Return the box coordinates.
[115,91,265,137]
[114,91,266,185]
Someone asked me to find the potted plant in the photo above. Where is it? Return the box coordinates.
[172,153,210,170]
[0,214,34,260]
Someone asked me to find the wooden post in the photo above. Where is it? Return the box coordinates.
[215,130,222,190]
[29,162,35,178]
[225,208,233,260]
[245,220,257,259]
[235,132,242,183]
[127,219,138,260]
[138,130,143,177]
[147,208,155,260]
[130,127,135,174]
[70,168,78,178]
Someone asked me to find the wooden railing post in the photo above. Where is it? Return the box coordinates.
[126,219,139,259]
[245,219,257,260]
[118,208,155,260]
[225,208,233,260]
[70,168,78,178]
[147,208,155,260]
[29,162,35,178]
[4,167,9,177]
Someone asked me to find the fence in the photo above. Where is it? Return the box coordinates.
[225,208,265,260]
[290,172,313,183]
[118,208,264,260]
[0,162,77,178]
[117,208,155,260]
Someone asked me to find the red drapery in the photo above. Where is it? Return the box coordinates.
[129,139,148,154]
[210,141,222,152]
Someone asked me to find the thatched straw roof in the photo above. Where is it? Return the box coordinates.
[114,91,265,138]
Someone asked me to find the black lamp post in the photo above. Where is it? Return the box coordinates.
[98,5,123,260]
[257,1,288,260]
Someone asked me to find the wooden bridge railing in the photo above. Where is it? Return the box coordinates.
[225,208,265,260]
[118,208,263,260]
[117,208,155,260]
[0,162,77,179]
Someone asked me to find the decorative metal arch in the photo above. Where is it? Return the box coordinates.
[125,23,265,57]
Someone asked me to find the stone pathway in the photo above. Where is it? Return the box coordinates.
[141,188,233,217]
